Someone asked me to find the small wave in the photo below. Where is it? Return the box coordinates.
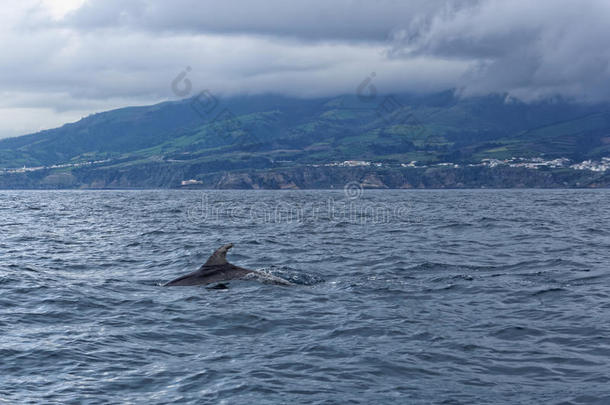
[532,287,565,296]
[407,262,494,273]
[140,229,166,236]
[433,222,473,230]
[431,274,475,282]
[491,326,545,340]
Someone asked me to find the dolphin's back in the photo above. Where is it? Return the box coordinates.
[164,263,253,286]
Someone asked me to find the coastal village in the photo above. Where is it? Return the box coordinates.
[2,157,609,183]
[0,159,110,174]
[312,157,610,172]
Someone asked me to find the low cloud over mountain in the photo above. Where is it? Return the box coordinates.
[1,0,609,137]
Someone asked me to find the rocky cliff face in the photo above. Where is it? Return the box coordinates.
[1,164,608,189]
[207,166,610,189]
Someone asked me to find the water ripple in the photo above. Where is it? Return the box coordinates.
[1,189,609,404]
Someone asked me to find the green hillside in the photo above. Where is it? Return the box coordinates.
[0,92,608,187]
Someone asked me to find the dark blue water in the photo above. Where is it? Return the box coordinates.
[1,189,609,404]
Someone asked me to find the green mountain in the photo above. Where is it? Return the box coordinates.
[0,92,609,188]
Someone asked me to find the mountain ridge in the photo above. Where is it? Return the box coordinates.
[1,92,609,188]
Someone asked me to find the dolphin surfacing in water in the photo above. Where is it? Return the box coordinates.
[164,243,291,287]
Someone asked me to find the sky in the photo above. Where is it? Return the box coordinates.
[0,0,609,138]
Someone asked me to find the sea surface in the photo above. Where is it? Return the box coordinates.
[1,189,609,404]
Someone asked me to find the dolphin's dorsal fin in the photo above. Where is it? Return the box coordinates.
[204,243,234,266]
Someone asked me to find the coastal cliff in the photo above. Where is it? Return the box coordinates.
[1,164,608,189]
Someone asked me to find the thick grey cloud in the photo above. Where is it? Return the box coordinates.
[62,0,449,41]
[0,0,608,138]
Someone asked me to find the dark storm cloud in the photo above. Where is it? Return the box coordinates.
[63,0,452,41]
[54,0,610,103]
[388,0,610,101]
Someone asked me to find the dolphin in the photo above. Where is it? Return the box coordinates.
[164,243,292,287]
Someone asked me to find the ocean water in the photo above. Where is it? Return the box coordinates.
[1,189,609,404]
